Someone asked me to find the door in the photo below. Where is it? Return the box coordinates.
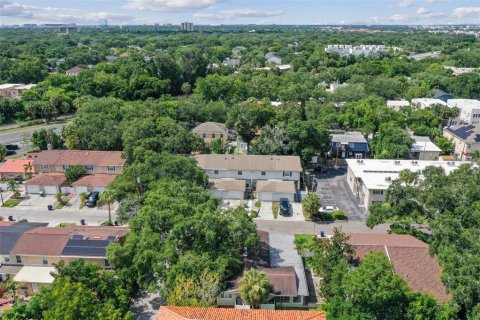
[44,185,59,195]
[26,185,40,194]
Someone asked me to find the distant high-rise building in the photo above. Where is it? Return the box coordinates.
[181,22,193,32]
[100,19,108,27]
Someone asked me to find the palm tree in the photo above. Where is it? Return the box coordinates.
[181,82,192,97]
[239,269,272,309]
[23,161,33,179]
[7,179,20,199]
[99,189,115,224]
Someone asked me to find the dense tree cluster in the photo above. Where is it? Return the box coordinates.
[367,165,480,318]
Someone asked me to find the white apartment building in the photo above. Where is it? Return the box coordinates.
[411,136,441,161]
[195,154,302,188]
[447,99,480,125]
[387,100,410,111]
[346,159,461,208]
[180,22,193,32]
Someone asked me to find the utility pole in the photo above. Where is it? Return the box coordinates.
[0,186,4,206]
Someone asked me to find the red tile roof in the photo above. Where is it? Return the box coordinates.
[157,306,326,320]
[348,233,450,303]
[25,173,66,186]
[72,174,116,187]
[0,159,34,174]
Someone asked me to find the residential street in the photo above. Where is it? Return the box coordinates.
[255,220,390,235]
[0,207,114,226]
[1,122,67,159]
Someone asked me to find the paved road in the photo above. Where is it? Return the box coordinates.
[255,219,390,235]
[0,207,114,226]
[314,167,367,222]
[0,123,66,145]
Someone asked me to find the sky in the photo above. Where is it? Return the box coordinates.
[0,0,479,26]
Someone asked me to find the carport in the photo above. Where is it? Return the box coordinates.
[208,179,246,200]
[25,173,67,195]
[72,174,116,194]
[256,180,296,202]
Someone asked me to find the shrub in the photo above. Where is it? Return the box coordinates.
[302,193,321,220]
[101,220,114,226]
[250,210,259,218]
[332,210,348,221]
[255,200,261,208]
[64,165,86,184]
[272,202,279,219]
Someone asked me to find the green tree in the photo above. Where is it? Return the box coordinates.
[371,122,413,159]
[167,269,221,306]
[286,120,331,162]
[31,128,63,150]
[7,179,20,199]
[434,136,454,155]
[302,193,321,220]
[99,189,115,223]
[209,137,226,154]
[239,269,272,309]
[64,165,86,184]
[0,144,6,161]
[181,82,192,96]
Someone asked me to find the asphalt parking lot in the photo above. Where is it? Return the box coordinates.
[313,167,367,222]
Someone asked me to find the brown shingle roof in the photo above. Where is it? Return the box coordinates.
[256,180,295,193]
[192,122,227,134]
[260,266,298,296]
[27,150,125,167]
[195,154,302,172]
[348,233,449,303]
[208,179,246,192]
[25,173,66,186]
[10,226,129,256]
[157,306,326,320]
[72,174,116,187]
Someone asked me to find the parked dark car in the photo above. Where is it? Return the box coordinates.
[5,144,19,150]
[85,191,100,208]
[6,150,16,156]
[313,165,327,173]
[279,198,290,216]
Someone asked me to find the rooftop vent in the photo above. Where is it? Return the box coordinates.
[357,159,364,164]
[385,176,392,182]
[411,160,418,165]
[394,160,401,165]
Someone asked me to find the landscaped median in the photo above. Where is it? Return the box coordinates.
[272,201,279,219]
[2,199,20,208]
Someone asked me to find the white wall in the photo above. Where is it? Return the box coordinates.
[206,170,300,182]
[258,192,294,202]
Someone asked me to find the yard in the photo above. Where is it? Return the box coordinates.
[2,199,20,207]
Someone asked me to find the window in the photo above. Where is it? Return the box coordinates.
[355,154,363,159]
[212,134,216,138]
[105,259,110,267]
[293,296,302,303]
[3,256,9,263]
[261,171,266,176]
[42,257,48,265]
[40,164,49,171]
[283,171,292,177]
[372,190,384,195]
[84,165,93,171]
[220,292,233,299]
[276,296,290,303]
[62,165,69,170]
[15,255,22,264]
[220,134,224,138]
[107,166,116,172]
[214,170,219,174]
[202,133,206,138]
[238,171,243,175]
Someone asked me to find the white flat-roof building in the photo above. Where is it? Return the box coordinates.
[411,136,441,160]
[387,100,410,111]
[411,98,447,109]
[447,99,480,125]
[0,83,36,99]
[346,159,461,208]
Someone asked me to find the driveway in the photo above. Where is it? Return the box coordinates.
[255,201,305,221]
[314,167,367,222]
[15,194,57,210]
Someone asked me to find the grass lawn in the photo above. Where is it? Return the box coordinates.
[294,234,316,251]
[2,199,20,207]
[272,202,279,219]
[55,203,65,209]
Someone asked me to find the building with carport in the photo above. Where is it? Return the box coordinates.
[208,179,246,200]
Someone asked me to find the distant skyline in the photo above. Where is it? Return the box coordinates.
[1,0,479,26]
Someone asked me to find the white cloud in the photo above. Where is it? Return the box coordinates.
[194,8,282,21]
[389,14,415,22]
[396,0,414,8]
[416,7,430,15]
[451,7,480,18]
[124,0,226,12]
[426,0,436,3]
[0,0,134,24]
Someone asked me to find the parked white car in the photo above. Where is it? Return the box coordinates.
[319,206,339,213]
